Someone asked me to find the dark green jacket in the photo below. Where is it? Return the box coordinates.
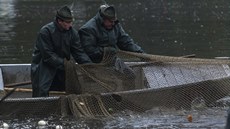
[79,13,144,63]
[31,21,91,97]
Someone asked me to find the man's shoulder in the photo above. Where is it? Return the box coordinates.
[40,22,55,34]
[114,22,122,29]
[80,17,98,31]
[41,22,54,29]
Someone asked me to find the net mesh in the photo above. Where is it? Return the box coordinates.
[0,97,64,117]
[65,51,230,118]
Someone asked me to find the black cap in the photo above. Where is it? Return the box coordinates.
[99,4,117,21]
[56,6,73,22]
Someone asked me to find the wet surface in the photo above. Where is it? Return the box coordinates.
[0,0,230,63]
[0,0,230,128]
[0,107,228,128]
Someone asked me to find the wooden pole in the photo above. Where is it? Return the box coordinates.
[4,81,31,87]
[4,87,66,95]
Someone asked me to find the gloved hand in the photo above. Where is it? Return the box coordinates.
[104,47,117,56]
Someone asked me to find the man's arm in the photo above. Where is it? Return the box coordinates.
[79,28,104,63]
[71,30,92,64]
[37,29,64,69]
[117,23,144,53]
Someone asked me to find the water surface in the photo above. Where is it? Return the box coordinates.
[0,0,229,63]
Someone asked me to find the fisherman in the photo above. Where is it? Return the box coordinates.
[78,4,144,90]
[31,6,92,97]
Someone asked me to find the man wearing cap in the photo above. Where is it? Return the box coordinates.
[31,6,92,97]
[79,4,144,90]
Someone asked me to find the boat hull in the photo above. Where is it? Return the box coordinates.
[0,63,230,117]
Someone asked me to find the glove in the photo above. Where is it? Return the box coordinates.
[104,47,117,56]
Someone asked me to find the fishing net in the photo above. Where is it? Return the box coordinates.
[0,96,72,118]
[65,50,230,118]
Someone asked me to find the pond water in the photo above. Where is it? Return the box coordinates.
[0,0,230,128]
[0,107,228,128]
[0,0,230,63]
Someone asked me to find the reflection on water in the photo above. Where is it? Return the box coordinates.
[0,107,228,128]
[0,0,230,63]
[0,0,16,42]
[0,0,230,127]
[104,108,227,128]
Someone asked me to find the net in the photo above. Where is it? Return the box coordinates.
[65,50,230,118]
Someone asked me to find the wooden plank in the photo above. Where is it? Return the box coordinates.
[4,88,66,95]
[143,66,169,89]
[189,65,205,82]
[175,65,196,84]
[4,81,31,87]
[143,64,230,90]
[143,67,159,88]
[223,64,230,76]
[169,65,187,85]
[207,65,224,79]
[214,65,229,78]
[160,65,178,87]
[198,65,213,80]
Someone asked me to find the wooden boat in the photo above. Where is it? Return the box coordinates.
[0,62,230,117]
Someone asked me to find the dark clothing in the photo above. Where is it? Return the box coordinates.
[31,21,91,97]
[78,13,144,63]
[79,13,143,91]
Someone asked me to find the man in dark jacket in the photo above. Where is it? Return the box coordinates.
[79,4,144,90]
[31,6,92,97]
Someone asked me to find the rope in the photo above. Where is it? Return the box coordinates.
[119,50,230,64]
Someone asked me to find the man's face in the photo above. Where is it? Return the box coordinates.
[58,20,73,30]
[103,18,115,30]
